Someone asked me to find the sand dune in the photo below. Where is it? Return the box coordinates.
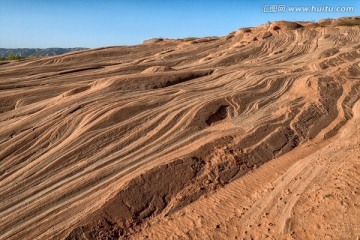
[0,17,359,239]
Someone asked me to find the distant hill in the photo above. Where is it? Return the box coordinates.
[0,48,89,58]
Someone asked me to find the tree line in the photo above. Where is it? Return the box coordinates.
[0,52,25,61]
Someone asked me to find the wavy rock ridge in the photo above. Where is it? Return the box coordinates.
[0,17,359,239]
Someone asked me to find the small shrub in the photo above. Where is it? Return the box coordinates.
[183,37,198,41]
[338,21,360,27]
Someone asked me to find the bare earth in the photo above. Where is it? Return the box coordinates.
[0,17,359,240]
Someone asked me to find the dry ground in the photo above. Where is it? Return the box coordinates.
[0,17,359,239]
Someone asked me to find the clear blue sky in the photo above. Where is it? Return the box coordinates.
[0,0,359,48]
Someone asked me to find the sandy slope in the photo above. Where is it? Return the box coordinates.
[0,17,359,239]
[132,101,360,240]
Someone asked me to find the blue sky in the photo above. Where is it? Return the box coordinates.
[0,0,359,48]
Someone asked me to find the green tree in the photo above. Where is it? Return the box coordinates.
[7,52,23,61]
[8,52,16,60]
